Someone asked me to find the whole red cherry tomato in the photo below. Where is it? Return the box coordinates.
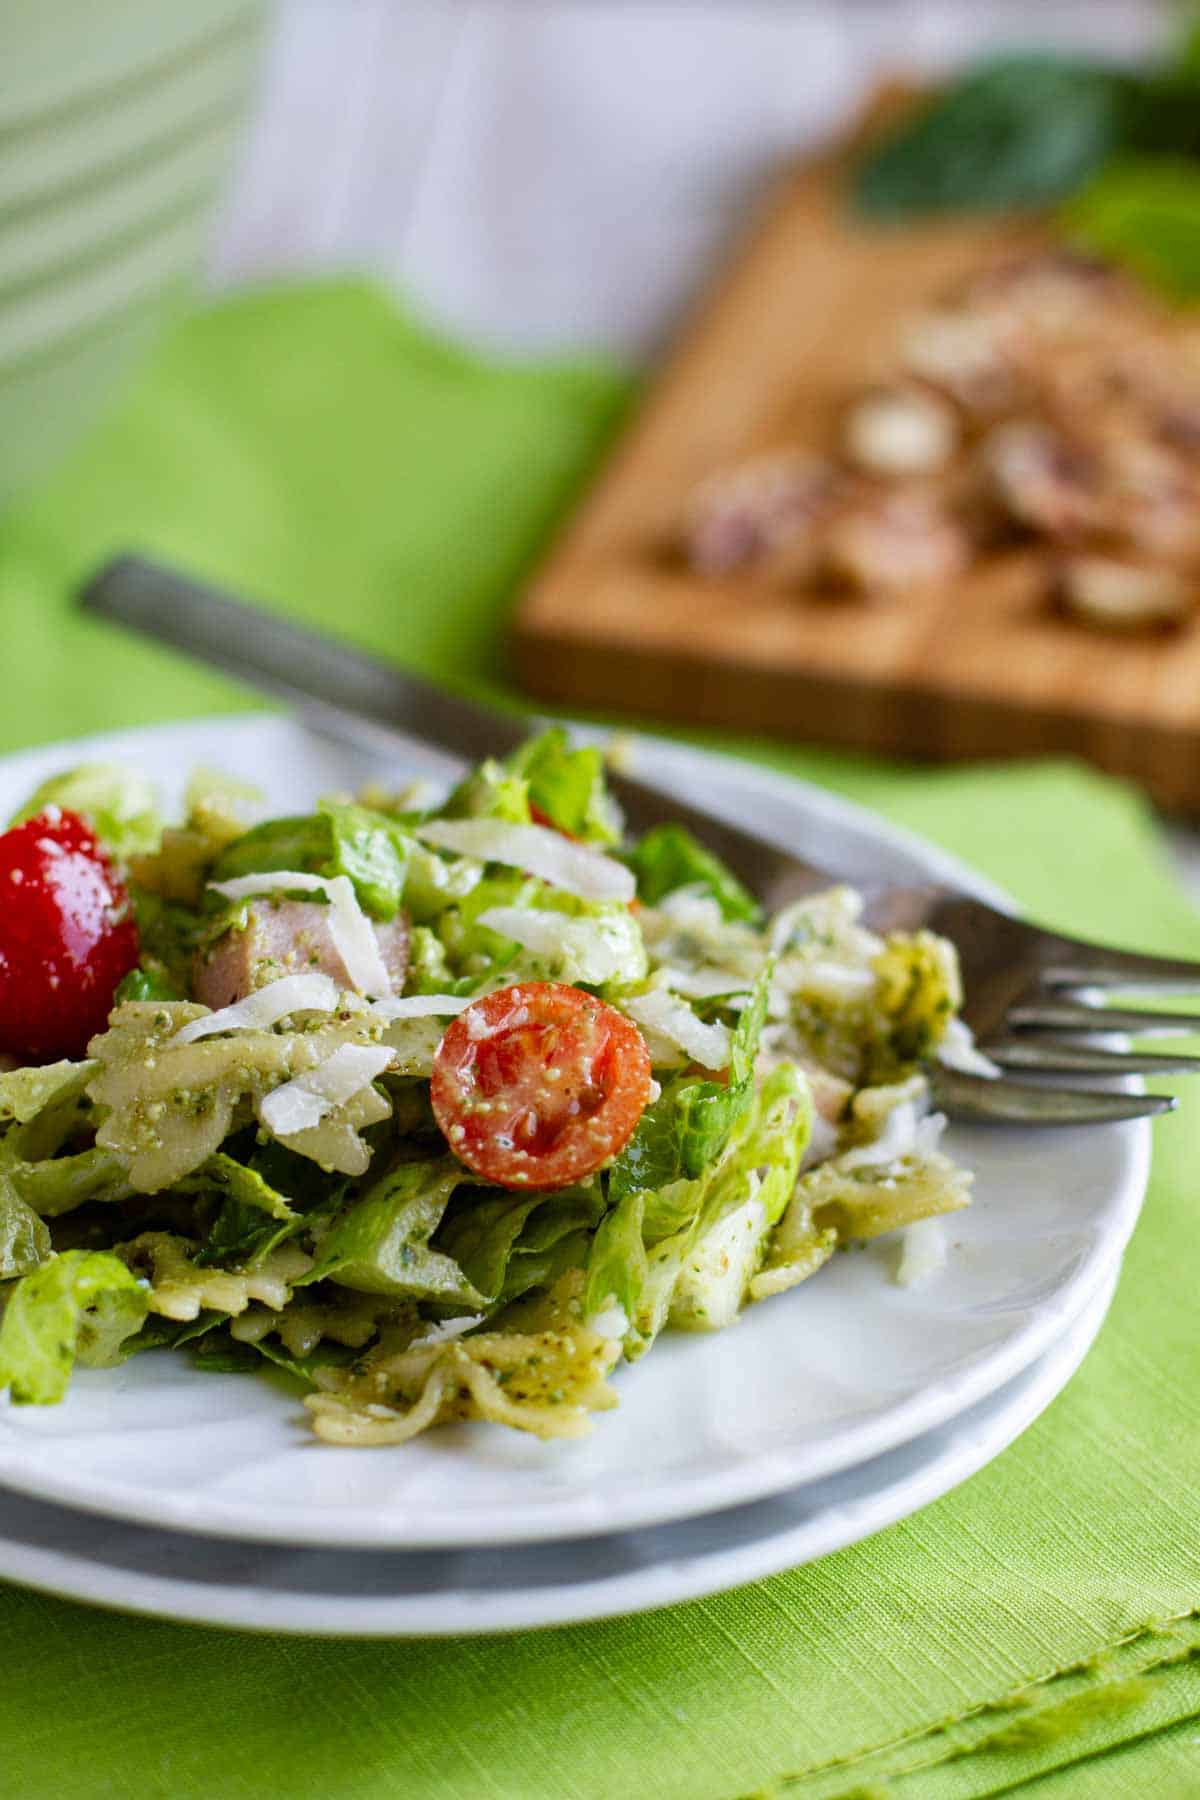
[0,808,139,1062]
[431,981,651,1190]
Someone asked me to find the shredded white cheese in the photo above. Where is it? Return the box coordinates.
[475,906,627,984]
[208,870,392,998]
[895,1215,949,1287]
[370,994,472,1021]
[840,1101,946,1173]
[173,973,339,1044]
[621,990,731,1071]
[651,964,751,1001]
[416,819,635,903]
[937,1017,1002,1079]
[258,1043,395,1136]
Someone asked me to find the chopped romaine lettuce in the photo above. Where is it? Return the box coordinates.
[11,1149,134,1218]
[507,728,621,844]
[318,801,412,920]
[0,1061,94,1127]
[585,1190,647,1320]
[115,965,184,1004]
[0,1182,51,1279]
[209,803,414,921]
[627,823,759,923]
[10,764,161,860]
[669,1066,812,1332]
[0,1251,148,1403]
[608,963,770,1197]
[300,1159,484,1307]
[442,759,532,825]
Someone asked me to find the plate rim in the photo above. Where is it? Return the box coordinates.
[0,1263,1119,1637]
[0,714,1151,1548]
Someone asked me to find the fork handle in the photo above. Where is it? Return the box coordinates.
[79,554,823,883]
[81,555,534,769]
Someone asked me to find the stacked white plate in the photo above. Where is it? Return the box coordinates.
[0,718,1147,1635]
[0,1,266,502]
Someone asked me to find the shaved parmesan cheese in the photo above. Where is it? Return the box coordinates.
[209,872,331,902]
[476,906,628,985]
[208,870,392,998]
[622,990,731,1071]
[895,1215,948,1287]
[840,1101,946,1173]
[370,994,472,1021]
[937,1017,1002,1079]
[173,973,339,1044]
[416,819,634,904]
[653,964,752,1001]
[259,1043,394,1137]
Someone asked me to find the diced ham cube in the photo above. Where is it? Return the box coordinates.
[193,900,408,1009]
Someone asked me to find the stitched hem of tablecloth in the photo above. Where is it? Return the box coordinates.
[733,1608,1200,1799]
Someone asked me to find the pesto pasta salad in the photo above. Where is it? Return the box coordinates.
[0,733,972,1446]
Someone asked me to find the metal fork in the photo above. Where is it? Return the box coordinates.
[79,555,1200,1127]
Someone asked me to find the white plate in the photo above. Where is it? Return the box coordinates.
[0,1265,1118,1636]
[0,717,1149,1548]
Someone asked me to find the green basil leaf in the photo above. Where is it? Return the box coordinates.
[854,56,1131,219]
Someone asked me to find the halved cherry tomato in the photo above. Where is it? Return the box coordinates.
[0,808,139,1061]
[431,981,652,1190]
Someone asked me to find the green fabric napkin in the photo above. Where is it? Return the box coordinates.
[1,282,1198,1800]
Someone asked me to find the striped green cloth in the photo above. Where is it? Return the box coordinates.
[0,282,1197,1800]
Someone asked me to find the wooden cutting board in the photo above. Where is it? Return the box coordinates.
[513,92,1200,813]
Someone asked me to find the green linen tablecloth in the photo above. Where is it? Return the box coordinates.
[0,282,1197,1800]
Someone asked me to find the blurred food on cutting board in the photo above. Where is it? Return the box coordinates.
[682,247,1200,632]
[516,32,1200,809]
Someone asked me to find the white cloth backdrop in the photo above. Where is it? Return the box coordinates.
[213,2,1165,362]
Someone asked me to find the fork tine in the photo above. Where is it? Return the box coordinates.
[932,1067,1174,1125]
[1007,1000,1200,1036]
[984,1039,1200,1076]
[1039,937,1200,991]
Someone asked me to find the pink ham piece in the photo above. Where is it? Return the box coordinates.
[194,900,409,1010]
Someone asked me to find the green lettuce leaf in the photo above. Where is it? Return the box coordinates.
[114,966,184,1004]
[0,1062,94,1127]
[609,964,771,1198]
[11,1149,134,1218]
[442,759,532,825]
[180,1153,301,1269]
[10,763,161,859]
[0,1061,98,1163]
[181,1325,358,1383]
[209,803,414,921]
[318,801,412,920]
[300,1159,484,1307]
[433,1192,546,1302]
[668,1064,812,1335]
[0,1250,148,1402]
[0,1182,51,1278]
[507,728,621,844]
[585,1191,647,1319]
[627,823,759,923]
[401,846,483,925]
[436,1185,604,1306]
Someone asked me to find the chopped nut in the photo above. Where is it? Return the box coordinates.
[900,308,1016,416]
[684,451,837,576]
[821,489,970,594]
[981,421,1099,540]
[1058,555,1195,631]
[843,384,959,478]
[962,249,1122,339]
